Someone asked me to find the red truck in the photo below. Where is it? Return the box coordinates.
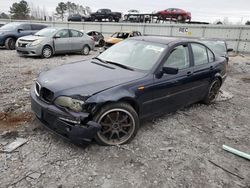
[157,8,191,22]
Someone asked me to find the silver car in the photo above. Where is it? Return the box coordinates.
[16,28,95,58]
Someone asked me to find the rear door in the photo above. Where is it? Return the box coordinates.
[151,43,195,115]
[190,43,217,100]
[53,29,71,52]
[69,29,84,51]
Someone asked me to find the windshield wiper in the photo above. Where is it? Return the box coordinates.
[93,57,108,64]
[107,61,134,71]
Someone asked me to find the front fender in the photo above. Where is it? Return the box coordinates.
[86,87,135,104]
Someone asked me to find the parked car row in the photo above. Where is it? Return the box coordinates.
[67,8,192,23]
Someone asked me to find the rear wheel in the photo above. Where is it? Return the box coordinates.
[5,37,16,50]
[41,46,53,58]
[81,45,90,55]
[94,103,139,146]
[98,39,105,47]
[203,78,221,104]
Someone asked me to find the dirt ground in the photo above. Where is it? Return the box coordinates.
[0,48,249,188]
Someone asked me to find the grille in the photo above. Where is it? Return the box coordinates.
[18,42,28,48]
[35,82,54,103]
[40,87,54,103]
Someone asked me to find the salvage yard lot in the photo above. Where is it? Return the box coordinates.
[0,48,250,188]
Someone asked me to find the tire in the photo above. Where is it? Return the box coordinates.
[177,15,183,21]
[108,16,113,22]
[98,39,105,47]
[94,102,139,146]
[5,37,16,50]
[203,78,221,105]
[41,46,53,58]
[81,45,90,55]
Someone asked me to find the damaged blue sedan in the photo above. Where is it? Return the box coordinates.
[31,36,227,146]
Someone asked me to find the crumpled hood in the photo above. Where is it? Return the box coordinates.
[105,37,123,44]
[37,60,145,97]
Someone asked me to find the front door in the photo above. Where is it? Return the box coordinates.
[151,44,195,115]
[54,29,70,53]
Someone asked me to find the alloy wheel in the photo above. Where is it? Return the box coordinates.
[97,109,136,145]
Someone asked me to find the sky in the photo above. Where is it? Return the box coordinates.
[1,0,250,23]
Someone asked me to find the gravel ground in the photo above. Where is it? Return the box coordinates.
[0,49,250,188]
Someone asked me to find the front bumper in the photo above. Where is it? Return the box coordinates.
[16,45,43,56]
[0,36,5,46]
[30,87,101,144]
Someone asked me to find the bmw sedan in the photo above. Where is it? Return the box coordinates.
[31,36,227,146]
[16,28,95,58]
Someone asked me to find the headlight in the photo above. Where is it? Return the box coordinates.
[30,39,42,46]
[54,96,84,112]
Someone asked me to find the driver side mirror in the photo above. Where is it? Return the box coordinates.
[162,67,179,75]
[53,35,60,39]
[227,48,233,52]
[17,29,23,33]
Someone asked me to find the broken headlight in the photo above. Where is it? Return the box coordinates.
[54,96,85,112]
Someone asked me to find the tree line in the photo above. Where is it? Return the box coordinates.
[0,0,91,21]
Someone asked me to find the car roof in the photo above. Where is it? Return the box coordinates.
[129,36,196,45]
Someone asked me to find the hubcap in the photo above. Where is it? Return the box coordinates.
[208,81,220,102]
[43,48,51,58]
[97,109,135,145]
[83,47,89,55]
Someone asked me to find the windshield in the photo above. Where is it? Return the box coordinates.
[202,41,227,56]
[34,28,57,37]
[0,23,20,30]
[98,40,166,71]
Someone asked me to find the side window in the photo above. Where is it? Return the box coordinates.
[164,45,190,69]
[19,24,31,31]
[192,43,209,65]
[55,29,69,38]
[207,49,215,62]
[70,30,81,37]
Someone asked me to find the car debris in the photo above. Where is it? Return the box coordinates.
[2,138,28,153]
[217,90,234,102]
[223,145,250,161]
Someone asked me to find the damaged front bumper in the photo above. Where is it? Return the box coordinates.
[30,88,101,144]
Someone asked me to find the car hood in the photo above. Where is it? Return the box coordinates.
[105,37,123,44]
[19,35,45,41]
[37,60,146,97]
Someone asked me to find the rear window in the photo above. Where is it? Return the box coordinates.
[202,41,227,57]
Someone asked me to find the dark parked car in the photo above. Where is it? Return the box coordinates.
[31,36,227,146]
[157,8,191,22]
[0,22,47,50]
[90,9,122,22]
[67,14,82,22]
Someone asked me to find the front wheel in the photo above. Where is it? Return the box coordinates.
[203,78,221,105]
[94,103,139,146]
[5,37,16,50]
[41,46,53,58]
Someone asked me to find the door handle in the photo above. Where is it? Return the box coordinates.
[187,71,193,76]
[210,66,214,70]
